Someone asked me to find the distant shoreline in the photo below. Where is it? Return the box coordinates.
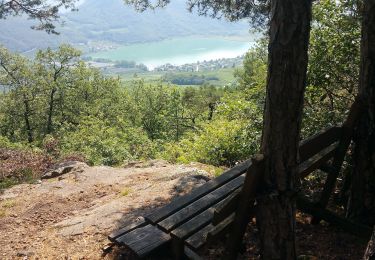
[86,35,256,70]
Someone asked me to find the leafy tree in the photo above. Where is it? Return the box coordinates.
[302,0,361,137]
[0,45,123,144]
[0,0,78,33]
[35,45,81,135]
[0,46,39,142]
[162,118,254,166]
[60,116,155,165]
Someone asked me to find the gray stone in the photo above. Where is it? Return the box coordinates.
[17,250,34,257]
[41,161,88,179]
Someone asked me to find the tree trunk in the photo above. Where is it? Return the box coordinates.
[46,88,56,135]
[208,102,215,121]
[257,0,312,259]
[22,93,33,143]
[365,227,375,260]
[347,0,375,226]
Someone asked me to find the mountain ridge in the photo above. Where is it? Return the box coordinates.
[0,0,250,52]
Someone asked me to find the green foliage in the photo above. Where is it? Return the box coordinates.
[59,117,155,166]
[120,187,131,196]
[0,0,77,34]
[0,0,362,173]
[163,120,250,165]
[0,166,37,190]
[302,0,360,137]
[0,177,19,190]
[0,136,24,149]
[161,119,259,166]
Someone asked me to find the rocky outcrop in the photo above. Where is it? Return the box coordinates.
[41,161,88,179]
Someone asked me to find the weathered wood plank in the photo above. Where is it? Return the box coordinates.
[171,207,216,240]
[116,224,171,258]
[185,224,214,250]
[311,101,363,224]
[297,142,338,178]
[158,175,245,232]
[145,159,252,224]
[297,195,372,240]
[170,197,227,241]
[299,126,341,162]
[311,134,351,224]
[108,216,146,242]
[207,213,235,243]
[212,187,241,225]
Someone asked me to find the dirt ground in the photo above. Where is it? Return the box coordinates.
[0,160,213,259]
[0,160,367,259]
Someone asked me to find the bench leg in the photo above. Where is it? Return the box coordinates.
[184,246,202,260]
[172,238,185,260]
[224,155,264,260]
[311,130,351,224]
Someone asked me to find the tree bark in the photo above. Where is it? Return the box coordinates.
[347,0,375,226]
[365,227,375,260]
[257,0,312,259]
[46,87,56,135]
[22,93,33,143]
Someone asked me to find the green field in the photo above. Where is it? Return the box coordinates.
[117,68,238,87]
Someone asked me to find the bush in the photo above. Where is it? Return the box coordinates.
[0,136,24,149]
[0,147,53,190]
[59,117,156,166]
[161,119,259,166]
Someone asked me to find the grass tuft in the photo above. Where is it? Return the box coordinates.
[120,187,131,196]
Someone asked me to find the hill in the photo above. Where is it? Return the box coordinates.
[0,0,250,52]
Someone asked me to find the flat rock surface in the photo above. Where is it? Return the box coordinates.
[0,160,213,259]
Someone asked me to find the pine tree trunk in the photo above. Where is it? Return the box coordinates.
[257,0,312,259]
[46,88,56,135]
[22,93,33,143]
[347,0,375,226]
[365,227,375,260]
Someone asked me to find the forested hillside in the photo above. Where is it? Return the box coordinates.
[0,0,359,189]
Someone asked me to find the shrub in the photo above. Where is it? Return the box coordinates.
[161,119,260,167]
[59,117,156,166]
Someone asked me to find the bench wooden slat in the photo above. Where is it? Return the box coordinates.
[108,216,146,242]
[299,126,341,162]
[185,224,214,250]
[207,213,235,243]
[212,187,241,225]
[170,198,228,240]
[297,195,372,239]
[158,175,245,232]
[298,142,338,178]
[171,207,215,240]
[145,159,252,224]
[116,224,171,258]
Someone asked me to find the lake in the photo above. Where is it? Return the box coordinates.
[89,36,254,70]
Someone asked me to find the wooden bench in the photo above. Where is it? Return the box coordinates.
[106,125,346,259]
[107,157,251,258]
